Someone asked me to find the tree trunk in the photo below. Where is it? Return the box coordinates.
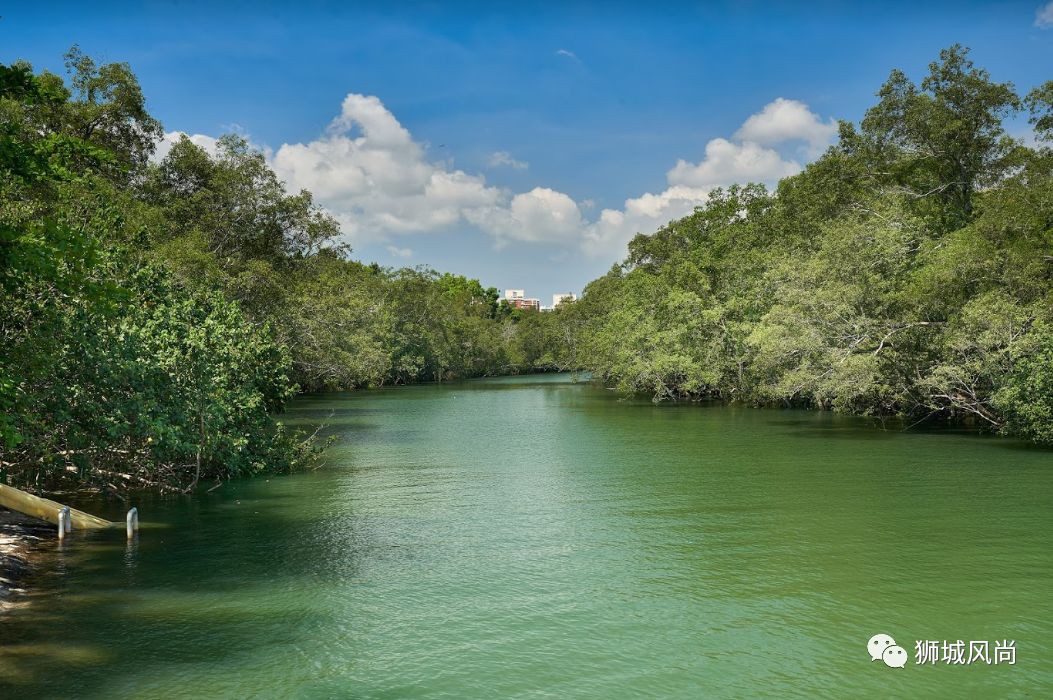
[190,412,203,491]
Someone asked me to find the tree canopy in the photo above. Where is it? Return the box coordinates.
[557,46,1053,445]
[3,45,1051,496]
[0,51,569,492]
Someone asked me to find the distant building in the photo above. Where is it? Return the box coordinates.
[552,293,577,307]
[513,298,540,311]
[502,288,540,311]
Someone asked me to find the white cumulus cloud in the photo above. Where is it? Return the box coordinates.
[488,150,529,169]
[270,94,502,245]
[162,93,834,262]
[667,138,801,189]
[581,99,835,257]
[466,187,584,246]
[1037,2,1053,27]
[582,185,713,257]
[154,131,222,161]
[269,95,592,247]
[734,97,838,156]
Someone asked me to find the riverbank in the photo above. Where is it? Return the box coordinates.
[0,507,53,611]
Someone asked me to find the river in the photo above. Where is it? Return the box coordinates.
[1,373,1051,697]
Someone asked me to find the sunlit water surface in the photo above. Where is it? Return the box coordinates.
[1,374,1051,697]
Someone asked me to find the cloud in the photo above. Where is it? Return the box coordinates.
[153,131,222,161]
[270,95,580,247]
[555,48,580,61]
[734,97,838,156]
[581,185,712,257]
[466,187,584,246]
[1011,125,1042,148]
[154,129,275,163]
[386,245,413,258]
[271,94,502,245]
[169,93,832,262]
[667,138,801,188]
[580,100,837,256]
[1038,2,1053,27]
[276,95,832,256]
[488,150,528,169]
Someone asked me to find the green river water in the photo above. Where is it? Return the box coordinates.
[1,373,1051,698]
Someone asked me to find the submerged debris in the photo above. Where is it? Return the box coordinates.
[0,508,53,610]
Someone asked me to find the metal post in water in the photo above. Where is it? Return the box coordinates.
[63,506,72,533]
[57,507,69,540]
[126,507,139,539]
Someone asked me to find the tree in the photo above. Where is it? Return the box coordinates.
[59,46,163,181]
[853,45,1022,231]
[995,323,1053,445]
[564,46,1053,444]
[1025,80,1053,141]
[1,54,313,491]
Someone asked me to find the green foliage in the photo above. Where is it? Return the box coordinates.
[1,59,124,460]
[1025,80,1053,141]
[60,46,163,180]
[567,46,1053,445]
[852,45,1022,232]
[118,273,299,485]
[1,50,565,491]
[6,263,305,490]
[1,53,313,492]
[995,323,1053,445]
[5,41,1052,495]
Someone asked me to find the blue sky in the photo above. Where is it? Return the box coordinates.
[3,1,1052,301]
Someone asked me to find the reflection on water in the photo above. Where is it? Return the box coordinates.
[1,373,1051,697]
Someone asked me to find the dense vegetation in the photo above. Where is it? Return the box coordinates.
[0,49,567,492]
[2,45,1050,495]
[559,47,1053,445]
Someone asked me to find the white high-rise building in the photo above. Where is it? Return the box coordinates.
[504,289,525,300]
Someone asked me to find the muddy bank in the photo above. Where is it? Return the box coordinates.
[0,508,54,610]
